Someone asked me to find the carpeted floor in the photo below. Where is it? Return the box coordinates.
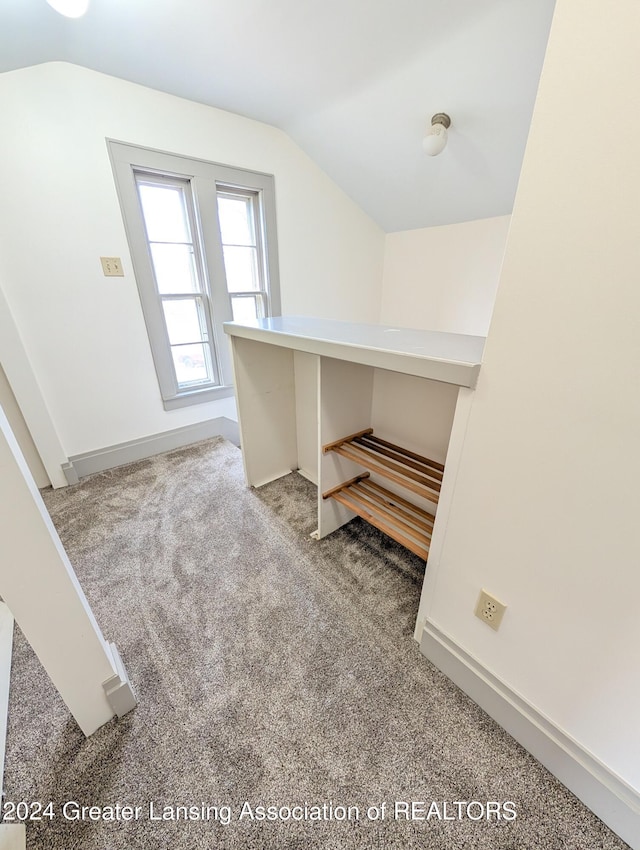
[3,438,630,849]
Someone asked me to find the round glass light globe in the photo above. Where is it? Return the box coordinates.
[46,0,90,18]
[422,125,448,156]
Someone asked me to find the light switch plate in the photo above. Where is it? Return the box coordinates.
[100,256,124,276]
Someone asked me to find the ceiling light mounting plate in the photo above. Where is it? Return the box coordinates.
[431,112,451,129]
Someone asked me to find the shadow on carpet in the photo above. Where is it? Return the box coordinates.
[3,438,629,850]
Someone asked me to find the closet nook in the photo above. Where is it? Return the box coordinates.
[224,316,484,575]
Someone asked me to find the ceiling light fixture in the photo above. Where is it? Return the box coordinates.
[46,0,90,18]
[422,113,451,157]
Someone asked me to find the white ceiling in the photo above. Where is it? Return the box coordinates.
[1,0,556,232]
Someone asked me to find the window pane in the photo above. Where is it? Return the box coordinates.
[138,183,191,243]
[151,243,199,294]
[172,343,211,387]
[217,196,255,246]
[162,298,207,345]
[223,245,259,292]
[231,295,262,323]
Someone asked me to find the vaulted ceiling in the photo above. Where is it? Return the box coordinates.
[1,0,556,232]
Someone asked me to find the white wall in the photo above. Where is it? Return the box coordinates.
[420,0,640,797]
[0,62,384,458]
[371,370,458,471]
[0,283,69,488]
[380,216,510,335]
[374,217,508,493]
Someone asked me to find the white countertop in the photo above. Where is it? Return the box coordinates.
[224,316,485,388]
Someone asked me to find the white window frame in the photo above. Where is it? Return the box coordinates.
[108,141,281,410]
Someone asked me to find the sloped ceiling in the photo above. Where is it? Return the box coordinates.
[0,0,556,232]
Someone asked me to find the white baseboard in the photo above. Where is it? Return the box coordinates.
[63,416,240,483]
[296,467,318,486]
[420,622,640,850]
[102,642,137,719]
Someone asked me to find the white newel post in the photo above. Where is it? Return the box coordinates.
[0,405,136,736]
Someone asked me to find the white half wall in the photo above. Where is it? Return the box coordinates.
[0,62,384,459]
[0,602,14,800]
[418,0,640,844]
[0,406,134,736]
[380,216,510,335]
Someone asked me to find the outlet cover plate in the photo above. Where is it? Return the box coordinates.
[100,256,124,276]
[475,588,507,631]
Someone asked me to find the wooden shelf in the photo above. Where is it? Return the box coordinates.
[322,429,443,560]
[323,428,442,504]
[322,473,434,561]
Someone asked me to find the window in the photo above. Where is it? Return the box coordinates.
[109,142,280,409]
[217,190,270,324]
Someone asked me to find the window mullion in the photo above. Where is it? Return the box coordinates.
[251,192,270,314]
[196,180,234,386]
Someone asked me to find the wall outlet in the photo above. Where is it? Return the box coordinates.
[100,256,124,276]
[475,588,507,631]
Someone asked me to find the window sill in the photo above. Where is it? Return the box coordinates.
[162,384,235,410]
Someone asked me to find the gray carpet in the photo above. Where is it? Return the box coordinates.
[3,437,629,849]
